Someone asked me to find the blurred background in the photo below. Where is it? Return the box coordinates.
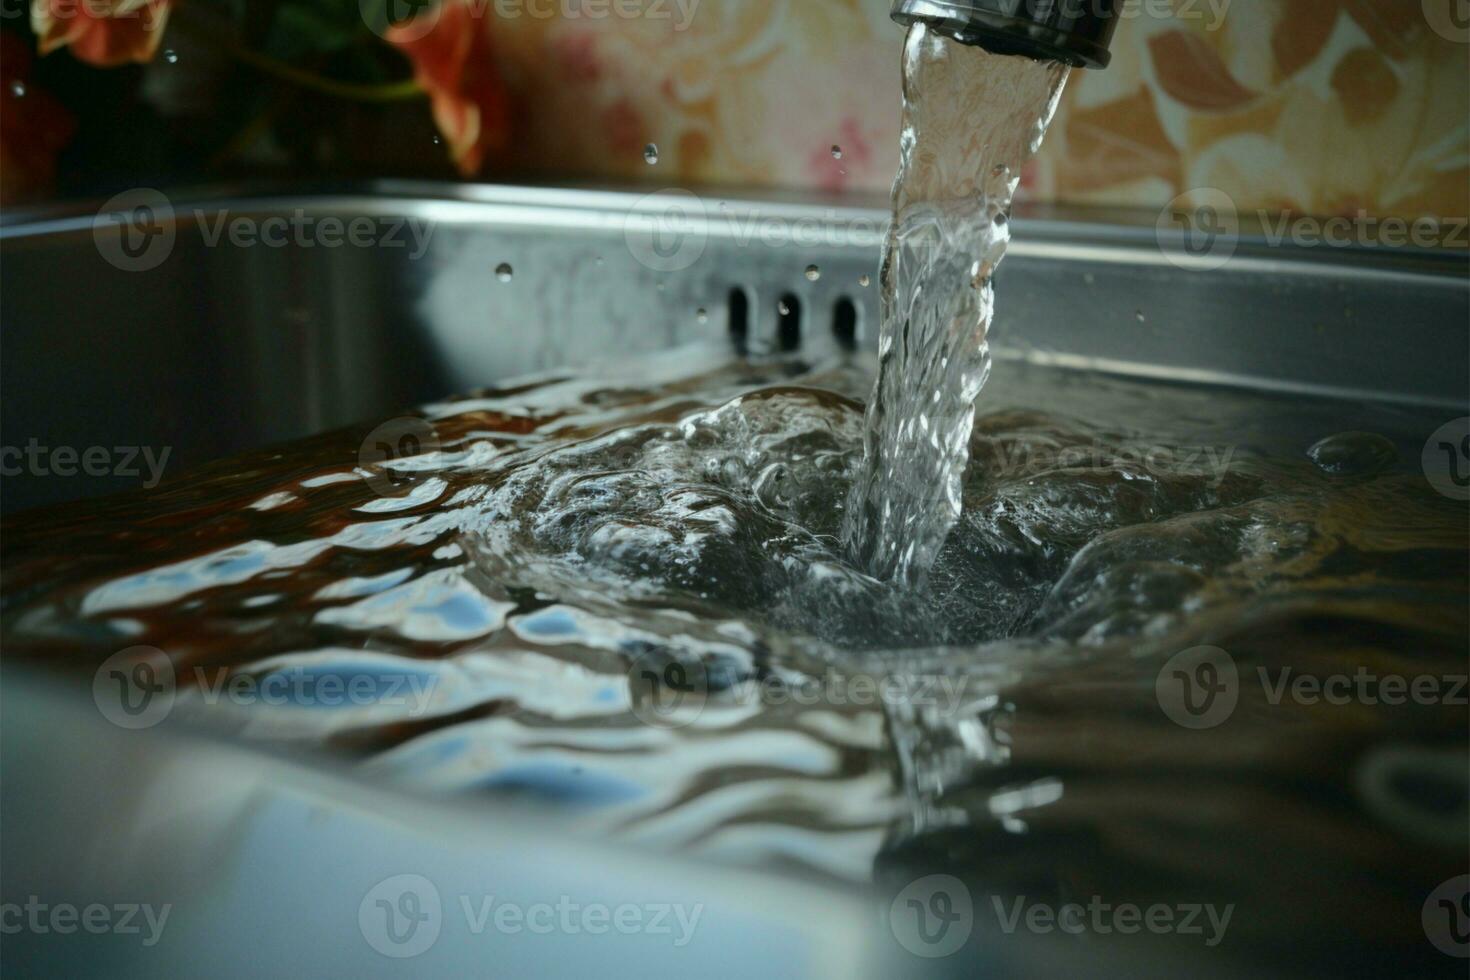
[3,0,1467,224]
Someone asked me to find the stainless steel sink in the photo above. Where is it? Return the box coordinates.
[1,184,1466,978]
[3,181,1466,513]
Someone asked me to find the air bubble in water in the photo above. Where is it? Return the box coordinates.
[1135,310,1146,323]
[163,49,178,64]
[696,308,708,324]
[858,274,871,287]
[778,299,791,316]
[831,145,843,159]
[9,80,24,97]
[496,263,514,282]
[805,265,821,282]
[643,143,659,165]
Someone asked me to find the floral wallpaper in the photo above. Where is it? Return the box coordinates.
[484,0,1469,221]
[3,0,1467,223]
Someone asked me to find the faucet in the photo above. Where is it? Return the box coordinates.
[890,0,1120,68]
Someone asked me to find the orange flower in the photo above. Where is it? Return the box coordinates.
[1,31,76,204]
[31,0,172,67]
[386,1,512,177]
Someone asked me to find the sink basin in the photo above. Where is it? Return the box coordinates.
[1,183,1466,978]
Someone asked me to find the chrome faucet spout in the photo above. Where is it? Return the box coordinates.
[890,0,1120,68]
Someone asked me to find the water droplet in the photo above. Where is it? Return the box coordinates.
[777,299,791,316]
[163,49,178,64]
[643,143,659,165]
[831,145,843,160]
[1307,432,1398,475]
[804,265,821,282]
[8,80,24,98]
[696,308,708,324]
[495,263,513,282]
[858,274,871,287]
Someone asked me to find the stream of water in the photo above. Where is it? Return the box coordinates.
[843,23,1070,585]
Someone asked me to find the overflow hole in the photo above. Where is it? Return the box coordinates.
[832,296,858,350]
[728,286,750,354]
[777,293,802,352]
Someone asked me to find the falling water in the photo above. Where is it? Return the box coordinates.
[842,24,1070,585]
